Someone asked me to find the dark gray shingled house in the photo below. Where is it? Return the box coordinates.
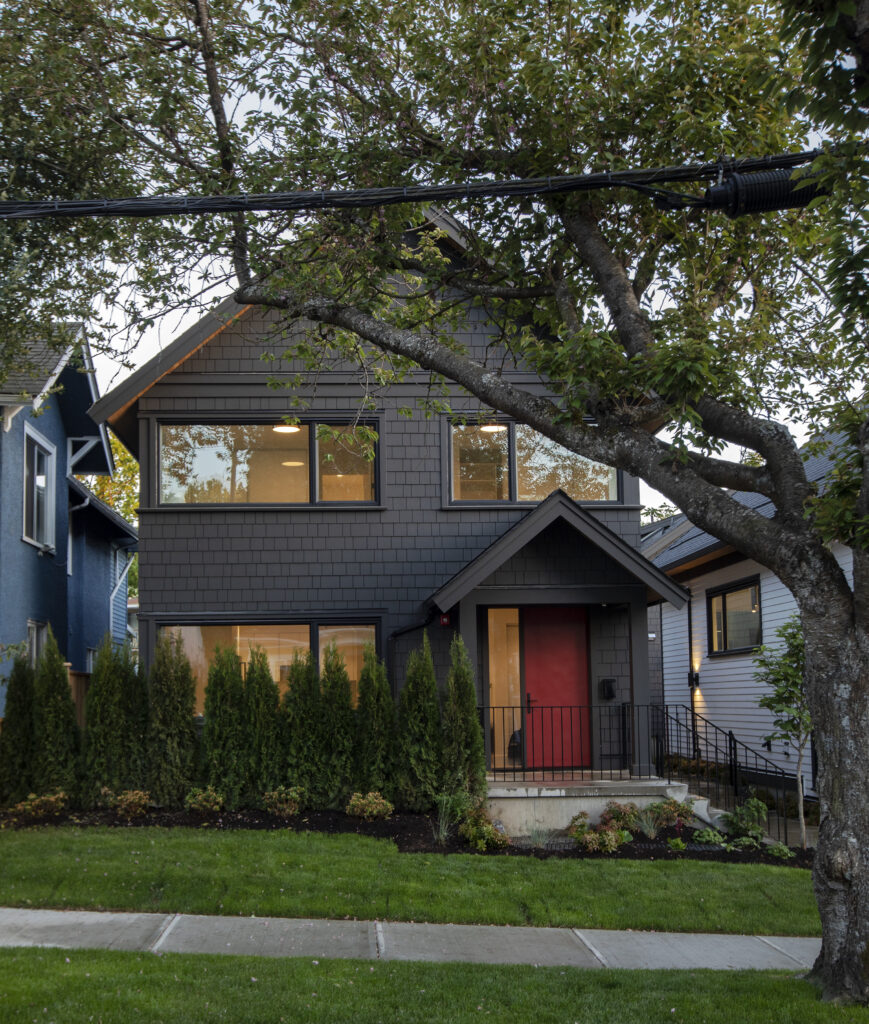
[90,281,686,777]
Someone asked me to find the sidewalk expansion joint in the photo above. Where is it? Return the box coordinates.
[755,935,813,968]
[571,929,608,967]
[149,913,181,954]
[374,921,385,959]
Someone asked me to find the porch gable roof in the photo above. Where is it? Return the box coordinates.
[430,489,688,612]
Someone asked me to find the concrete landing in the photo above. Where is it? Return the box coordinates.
[0,907,819,971]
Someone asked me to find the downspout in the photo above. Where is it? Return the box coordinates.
[686,587,701,760]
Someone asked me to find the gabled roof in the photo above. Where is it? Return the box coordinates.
[430,489,688,611]
[88,297,251,453]
[0,338,74,406]
[67,476,138,545]
[645,434,843,574]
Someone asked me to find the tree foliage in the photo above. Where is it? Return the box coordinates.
[31,627,79,796]
[396,633,442,813]
[441,634,486,801]
[0,657,37,805]
[756,616,812,850]
[202,646,246,808]
[146,631,197,807]
[353,644,397,797]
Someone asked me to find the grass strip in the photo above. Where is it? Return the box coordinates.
[2,948,867,1024]
[0,826,818,935]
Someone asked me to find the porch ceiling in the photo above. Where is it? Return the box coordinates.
[430,489,688,612]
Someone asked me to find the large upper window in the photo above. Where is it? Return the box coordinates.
[166,622,377,711]
[159,423,376,505]
[23,425,55,547]
[450,423,618,503]
[707,579,761,654]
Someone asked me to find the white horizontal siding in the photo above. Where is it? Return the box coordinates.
[658,544,851,799]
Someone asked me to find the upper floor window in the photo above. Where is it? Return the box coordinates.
[159,422,376,505]
[23,425,55,547]
[450,422,618,503]
[707,578,761,654]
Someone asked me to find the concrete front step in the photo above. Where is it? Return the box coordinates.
[486,778,690,836]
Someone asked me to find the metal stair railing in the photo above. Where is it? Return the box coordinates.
[655,704,799,845]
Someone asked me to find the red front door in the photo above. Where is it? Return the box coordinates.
[523,606,590,769]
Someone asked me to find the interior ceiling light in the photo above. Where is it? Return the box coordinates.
[281,460,304,467]
[480,423,507,433]
[273,424,301,433]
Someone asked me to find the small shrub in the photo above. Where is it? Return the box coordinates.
[667,837,687,853]
[567,811,590,841]
[184,785,225,814]
[458,806,509,852]
[577,825,631,853]
[767,841,796,861]
[431,791,470,844]
[634,807,660,840]
[646,798,695,829]
[262,785,305,818]
[722,796,768,841]
[115,790,150,820]
[12,791,69,819]
[346,790,394,821]
[724,834,762,852]
[692,827,726,847]
[97,786,117,809]
[600,801,639,830]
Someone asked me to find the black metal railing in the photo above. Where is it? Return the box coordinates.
[654,704,797,844]
[482,702,800,843]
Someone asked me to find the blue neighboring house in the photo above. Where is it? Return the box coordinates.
[0,332,138,715]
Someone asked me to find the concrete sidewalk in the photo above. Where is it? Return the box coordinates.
[0,907,819,971]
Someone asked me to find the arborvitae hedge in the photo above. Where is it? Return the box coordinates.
[147,632,197,807]
[281,651,322,797]
[318,643,354,808]
[203,646,247,809]
[244,646,281,799]
[441,634,487,800]
[396,632,442,812]
[0,656,36,805]
[353,644,396,797]
[82,637,127,804]
[119,646,148,791]
[31,627,79,796]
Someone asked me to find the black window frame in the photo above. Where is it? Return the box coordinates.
[706,576,762,656]
[156,418,380,508]
[445,419,622,506]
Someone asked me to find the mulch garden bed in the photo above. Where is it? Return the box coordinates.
[0,805,814,868]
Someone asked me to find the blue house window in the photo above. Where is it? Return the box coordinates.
[23,425,55,548]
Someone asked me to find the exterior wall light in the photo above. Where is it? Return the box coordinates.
[689,670,700,690]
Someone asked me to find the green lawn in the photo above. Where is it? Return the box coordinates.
[0,826,819,935]
[3,948,867,1023]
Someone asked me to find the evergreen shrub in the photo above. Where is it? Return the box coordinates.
[147,632,197,807]
[0,656,37,805]
[244,646,281,799]
[281,652,322,795]
[317,643,354,808]
[203,647,247,808]
[396,633,442,812]
[82,638,127,803]
[31,628,78,797]
[441,634,486,800]
[353,644,396,797]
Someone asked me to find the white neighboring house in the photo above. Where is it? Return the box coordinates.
[642,440,851,800]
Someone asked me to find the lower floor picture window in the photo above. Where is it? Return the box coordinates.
[165,622,376,711]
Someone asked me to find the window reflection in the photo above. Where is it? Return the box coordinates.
[515,425,617,502]
[451,424,510,500]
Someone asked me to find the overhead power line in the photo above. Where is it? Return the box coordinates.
[0,148,825,221]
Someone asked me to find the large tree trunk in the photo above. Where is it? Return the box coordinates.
[801,606,869,1002]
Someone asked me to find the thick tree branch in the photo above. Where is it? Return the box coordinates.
[190,0,251,288]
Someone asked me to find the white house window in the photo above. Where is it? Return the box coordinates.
[27,620,47,668]
[450,422,618,503]
[707,578,762,654]
[23,425,55,548]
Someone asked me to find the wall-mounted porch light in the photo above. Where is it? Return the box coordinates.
[689,670,700,690]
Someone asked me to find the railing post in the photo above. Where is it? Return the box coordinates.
[728,730,739,800]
